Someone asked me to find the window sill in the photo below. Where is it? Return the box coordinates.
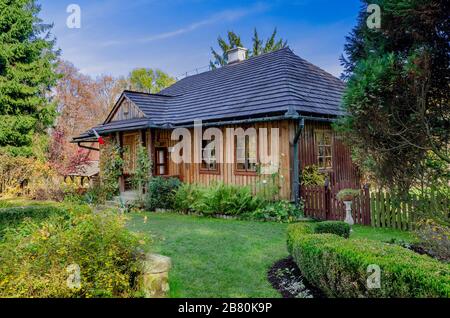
[199,169,221,175]
[234,170,258,176]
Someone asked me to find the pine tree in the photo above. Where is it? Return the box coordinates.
[0,0,59,156]
[210,28,287,68]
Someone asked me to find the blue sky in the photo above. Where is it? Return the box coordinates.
[39,0,361,79]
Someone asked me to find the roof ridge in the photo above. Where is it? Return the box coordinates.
[163,47,293,87]
[123,90,174,98]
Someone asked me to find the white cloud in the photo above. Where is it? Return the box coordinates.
[99,3,269,46]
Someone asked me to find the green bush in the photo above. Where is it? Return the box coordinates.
[0,205,85,238]
[144,177,181,211]
[414,219,450,263]
[302,165,326,186]
[173,183,204,213]
[287,223,450,298]
[173,182,263,216]
[314,221,350,238]
[0,205,145,298]
[252,200,303,222]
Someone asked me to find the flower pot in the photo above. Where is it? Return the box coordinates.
[340,195,355,202]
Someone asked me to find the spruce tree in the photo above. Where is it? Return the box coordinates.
[0,0,59,156]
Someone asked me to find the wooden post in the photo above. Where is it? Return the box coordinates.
[116,132,125,193]
[362,184,369,225]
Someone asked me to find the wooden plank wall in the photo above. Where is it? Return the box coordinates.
[154,120,293,200]
[299,121,360,187]
[104,119,360,201]
[111,99,145,122]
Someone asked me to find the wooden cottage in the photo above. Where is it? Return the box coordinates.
[73,47,360,204]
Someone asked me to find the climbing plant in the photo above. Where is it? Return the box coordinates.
[131,145,152,193]
[99,141,124,199]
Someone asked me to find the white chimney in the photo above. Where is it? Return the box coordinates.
[226,47,248,64]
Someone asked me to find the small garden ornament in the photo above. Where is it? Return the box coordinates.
[336,189,360,227]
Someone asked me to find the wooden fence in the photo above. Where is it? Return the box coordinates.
[370,192,449,230]
[302,185,371,226]
[301,185,449,230]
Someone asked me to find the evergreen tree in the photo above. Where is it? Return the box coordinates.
[0,0,59,156]
[210,28,287,68]
[338,0,449,192]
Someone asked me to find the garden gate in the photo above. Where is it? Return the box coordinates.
[301,182,372,225]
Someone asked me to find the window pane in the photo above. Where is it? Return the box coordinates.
[318,157,325,169]
[326,157,332,169]
[159,166,165,175]
[324,133,332,145]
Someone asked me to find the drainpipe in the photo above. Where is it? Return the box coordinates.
[293,117,305,206]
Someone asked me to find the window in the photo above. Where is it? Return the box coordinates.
[315,130,333,170]
[235,135,257,174]
[200,138,219,173]
[155,148,168,176]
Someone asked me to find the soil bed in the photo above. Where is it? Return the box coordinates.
[268,257,324,298]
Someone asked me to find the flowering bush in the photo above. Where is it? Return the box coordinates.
[0,204,147,298]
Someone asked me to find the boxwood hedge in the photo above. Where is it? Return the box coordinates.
[314,221,350,238]
[287,223,450,298]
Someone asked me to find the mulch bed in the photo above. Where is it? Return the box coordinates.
[268,257,324,298]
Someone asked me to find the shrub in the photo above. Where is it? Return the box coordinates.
[314,221,350,238]
[301,165,326,186]
[0,205,145,298]
[173,183,204,213]
[252,200,303,222]
[287,223,450,298]
[0,205,85,238]
[144,177,181,211]
[173,182,263,216]
[414,219,450,263]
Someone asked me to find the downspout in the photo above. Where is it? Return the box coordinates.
[293,117,305,206]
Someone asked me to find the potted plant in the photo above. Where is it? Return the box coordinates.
[336,188,360,202]
[336,189,360,227]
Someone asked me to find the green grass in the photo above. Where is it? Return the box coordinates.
[351,224,415,243]
[127,212,416,298]
[128,212,288,298]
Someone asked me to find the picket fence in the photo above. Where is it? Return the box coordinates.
[301,185,449,230]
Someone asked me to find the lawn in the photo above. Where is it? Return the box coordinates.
[127,212,415,298]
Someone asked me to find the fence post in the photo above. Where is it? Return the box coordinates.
[363,184,371,225]
[324,181,331,220]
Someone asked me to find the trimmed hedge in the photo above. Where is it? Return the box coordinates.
[287,223,450,298]
[314,221,350,238]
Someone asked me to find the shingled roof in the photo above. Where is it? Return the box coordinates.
[74,47,345,141]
